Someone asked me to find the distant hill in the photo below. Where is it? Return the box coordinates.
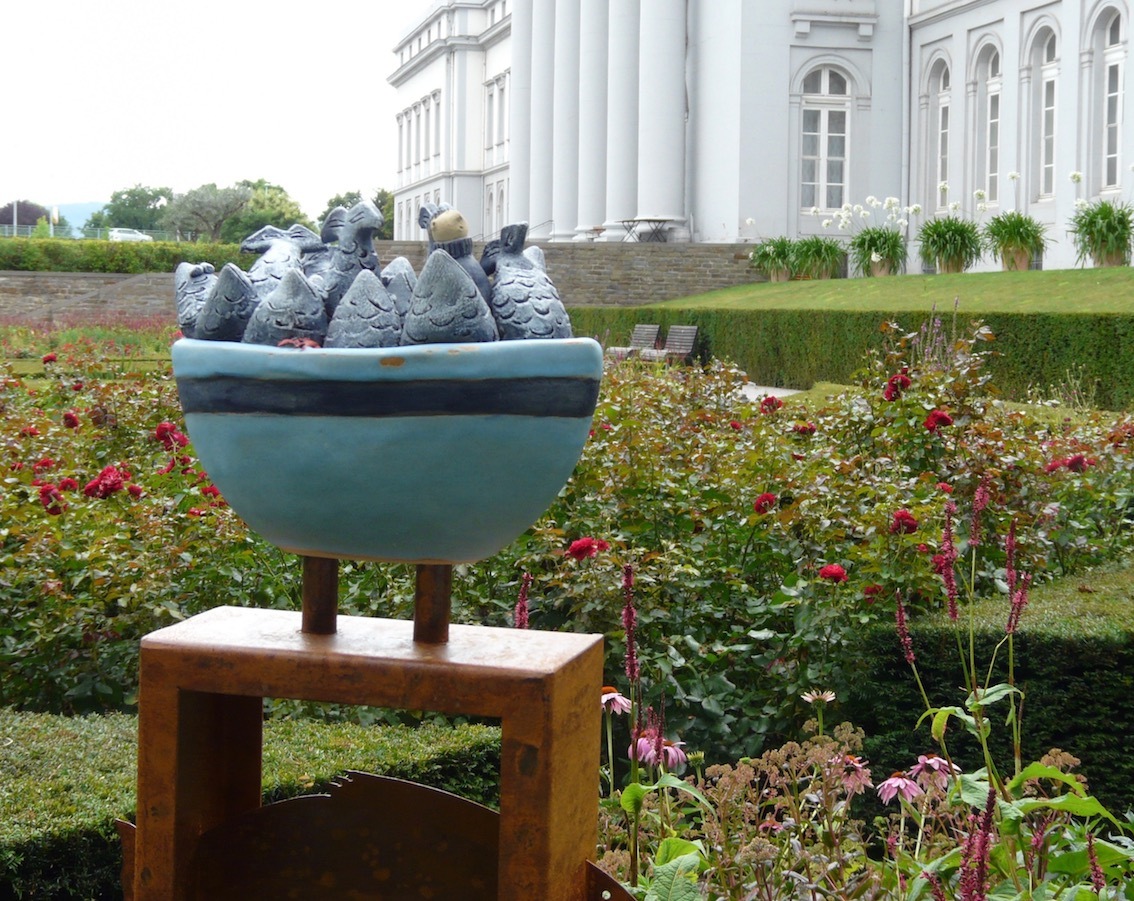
[58,201,106,235]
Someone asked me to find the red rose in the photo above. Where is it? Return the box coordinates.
[729,420,743,430]
[58,477,79,491]
[863,584,883,603]
[83,464,128,499]
[818,563,848,583]
[42,353,57,364]
[923,409,953,432]
[792,421,816,435]
[937,482,953,493]
[889,509,919,534]
[63,411,80,429]
[127,484,144,498]
[565,537,610,560]
[753,492,777,515]
[760,395,784,414]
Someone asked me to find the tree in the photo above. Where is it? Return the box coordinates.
[218,180,314,244]
[94,184,173,231]
[0,200,50,228]
[161,184,252,242]
[318,189,394,239]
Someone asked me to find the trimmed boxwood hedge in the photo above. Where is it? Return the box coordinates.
[0,238,254,275]
[0,711,501,900]
[570,306,1134,410]
[842,558,1134,819]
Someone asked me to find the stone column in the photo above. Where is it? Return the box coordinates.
[637,0,687,228]
[551,0,581,241]
[528,0,557,238]
[509,0,533,229]
[575,0,609,239]
[603,0,640,238]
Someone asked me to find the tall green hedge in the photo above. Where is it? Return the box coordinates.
[0,238,254,275]
[569,306,1134,410]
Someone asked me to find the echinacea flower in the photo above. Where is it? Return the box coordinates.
[601,687,632,715]
[877,772,924,804]
[909,753,960,790]
[753,492,777,515]
[842,754,873,795]
[819,563,848,583]
[801,689,836,705]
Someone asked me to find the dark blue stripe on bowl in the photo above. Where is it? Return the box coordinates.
[177,376,601,418]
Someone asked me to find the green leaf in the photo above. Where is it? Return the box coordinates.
[654,837,703,868]
[620,781,649,816]
[643,852,701,901]
[965,682,1021,710]
[1006,762,1087,798]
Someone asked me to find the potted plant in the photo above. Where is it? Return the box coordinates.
[848,226,907,277]
[792,235,844,279]
[917,215,983,273]
[981,210,1048,271]
[748,236,796,282]
[1068,199,1134,267]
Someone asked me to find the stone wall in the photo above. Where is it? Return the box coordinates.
[0,242,762,324]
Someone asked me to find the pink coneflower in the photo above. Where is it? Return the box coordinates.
[818,563,848,583]
[841,754,874,796]
[753,492,777,515]
[513,571,532,629]
[910,753,961,790]
[890,509,919,534]
[601,686,632,715]
[622,564,640,684]
[877,772,923,804]
[895,594,915,664]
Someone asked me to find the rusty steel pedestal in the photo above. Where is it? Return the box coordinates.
[129,562,608,900]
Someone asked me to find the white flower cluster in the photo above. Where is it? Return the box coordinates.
[820,195,920,232]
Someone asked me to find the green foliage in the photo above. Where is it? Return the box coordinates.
[747,236,796,279]
[92,185,173,232]
[981,209,1048,265]
[0,709,501,899]
[0,237,255,274]
[160,183,252,242]
[1068,198,1134,266]
[848,225,907,276]
[791,235,844,279]
[219,179,314,244]
[918,214,984,272]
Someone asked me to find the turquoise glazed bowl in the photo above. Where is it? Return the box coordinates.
[172,338,603,563]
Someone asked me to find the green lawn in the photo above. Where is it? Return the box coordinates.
[659,266,1134,314]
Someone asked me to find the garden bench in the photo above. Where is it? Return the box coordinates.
[639,325,698,364]
[605,323,661,360]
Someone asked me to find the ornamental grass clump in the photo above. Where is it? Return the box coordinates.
[823,195,920,277]
[981,209,1048,270]
[1068,197,1134,267]
[747,236,796,281]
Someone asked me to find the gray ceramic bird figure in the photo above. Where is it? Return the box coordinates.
[480,222,534,278]
[380,256,417,318]
[241,224,325,300]
[173,261,216,339]
[318,200,386,316]
[489,260,573,340]
[522,244,547,271]
[400,250,499,345]
[422,206,493,302]
[325,270,403,348]
[242,268,329,346]
[195,263,260,342]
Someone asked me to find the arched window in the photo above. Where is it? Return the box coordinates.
[486,187,495,237]
[1103,11,1123,189]
[975,45,1002,203]
[799,66,850,211]
[1030,29,1059,198]
[928,60,951,209]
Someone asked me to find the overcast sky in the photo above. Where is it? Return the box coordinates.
[6,0,436,220]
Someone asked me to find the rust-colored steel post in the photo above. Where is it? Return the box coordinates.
[413,563,452,643]
[301,556,339,634]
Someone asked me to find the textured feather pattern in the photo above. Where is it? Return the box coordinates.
[401,251,499,345]
[489,262,572,340]
[325,270,403,348]
[196,263,259,342]
[174,262,216,339]
[242,269,329,346]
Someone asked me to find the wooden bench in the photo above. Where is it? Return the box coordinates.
[605,323,660,360]
[639,325,698,364]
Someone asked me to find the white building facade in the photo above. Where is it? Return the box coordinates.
[390,0,1134,270]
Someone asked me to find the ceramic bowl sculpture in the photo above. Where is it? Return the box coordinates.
[172,337,602,563]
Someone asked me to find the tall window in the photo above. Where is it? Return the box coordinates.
[1035,31,1058,197]
[800,66,849,210]
[928,61,951,209]
[976,46,1002,203]
[1104,14,1123,188]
